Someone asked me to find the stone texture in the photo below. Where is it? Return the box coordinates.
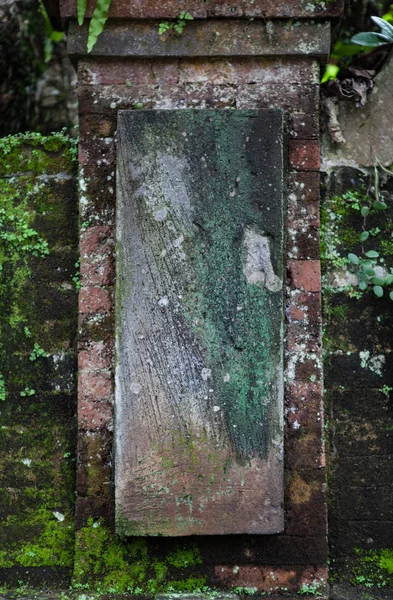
[60,0,343,19]
[116,109,284,536]
[322,50,393,168]
[67,21,331,62]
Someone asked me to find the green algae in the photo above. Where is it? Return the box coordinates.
[0,134,77,577]
[351,549,393,588]
[73,518,206,595]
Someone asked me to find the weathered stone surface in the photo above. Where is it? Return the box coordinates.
[68,20,331,61]
[115,109,284,536]
[322,51,393,168]
[60,0,343,19]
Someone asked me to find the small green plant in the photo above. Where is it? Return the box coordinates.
[0,374,6,401]
[29,342,47,361]
[380,385,393,397]
[352,16,393,46]
[159,11,194,35]
[77,0,113,53]
[72,258,81,291]
[347,166,393,299]
[298,581,324,596]
[20,387,35,397]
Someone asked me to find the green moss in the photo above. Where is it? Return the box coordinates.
[73,518,206,595]
[351,549,393,588]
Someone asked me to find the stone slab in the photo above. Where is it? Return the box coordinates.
[68,20,331,61]
[115,109,284,536]
[60,0,343,20]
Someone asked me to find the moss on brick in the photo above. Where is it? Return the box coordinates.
[0,134,77,581]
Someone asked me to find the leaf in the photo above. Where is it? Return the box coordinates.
[373,285,384,297]
[373,201,388,210]
[321,64,340,83]
[348,253,360,265]
[87,0,113,53]
[359,231,370,242]
[351,31,391,46]
[364,268,376,277]
[390,291,393,301]
[371,16,393,41]
[384,275,393,287]
[361,206,370,217]
[77,0,88,26]
[365,250,379,258]
[372,277,385,285]
[359,280,368,290]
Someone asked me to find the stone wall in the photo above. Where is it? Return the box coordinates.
[321,52,393,599]
[0,134,78,586]
[69,8,331,594]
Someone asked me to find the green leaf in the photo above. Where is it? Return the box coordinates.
[365,250,379,258]
[87,0,113,53]
[372,277,385,286]
[77,0,88,26]
[371,16,393,40]
[390,291,393,301]
[364,268,376,277]
[372,201,388,210]
[359,231,369,242]
[359,280,368,291]
[321,64,340,83]
[348,253,360,265]
[351,31,391,46]
[373,285,384,297]
[361,206,370,217]
[385,274,393,285]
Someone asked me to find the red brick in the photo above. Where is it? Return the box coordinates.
[288,140,320,171]
[78,400,113,430]
[78,340,113,370]
[288,260,321,292]
[285,469,327,536]
[286,322,321,354]
[80,226,113,256]
[78,370,113,401]
[287,227,320,260]
[79,286,113,314]
[212,564,328,594]
[80,256,114,286]
[286,291,322,323]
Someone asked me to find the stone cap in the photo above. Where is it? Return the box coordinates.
[67,19,331,61]
[60,0,343,20]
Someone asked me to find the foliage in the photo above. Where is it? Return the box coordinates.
[347,166,393,299]
[77,0,113,53]
[351,16,393,47]
[159,12,194,35]
[39,1,64,63]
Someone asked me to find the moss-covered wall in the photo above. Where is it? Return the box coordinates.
[0,133,78,587]
[322,167,393,598]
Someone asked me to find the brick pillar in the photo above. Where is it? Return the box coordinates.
[62,1,343,595]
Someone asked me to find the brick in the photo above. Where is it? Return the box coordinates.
[78,340,113,370]
[78,370,113,401]
[288,140,320,171]
[212,564,328,594]
[288,260,321,292]
[80,255,114,286]
[286,291,322,324]
[80,226,113,258]
[287,227,320,260]
[288,112,319,139]
[285,469,327,536]
[78,400,113,430]
[79,286,113,314]
[75,496,112,529]
[286,322,321,354]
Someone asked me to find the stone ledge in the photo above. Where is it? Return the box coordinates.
[68,20,331,61]
[60,0,343,20]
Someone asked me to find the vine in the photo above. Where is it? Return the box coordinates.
[347,165,393,299]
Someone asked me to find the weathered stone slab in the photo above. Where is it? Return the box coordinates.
[68,20,331,62]
[115,109,284,536]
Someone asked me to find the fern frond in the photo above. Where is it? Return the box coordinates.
[77,0,88,26]
[87,0,112,53]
